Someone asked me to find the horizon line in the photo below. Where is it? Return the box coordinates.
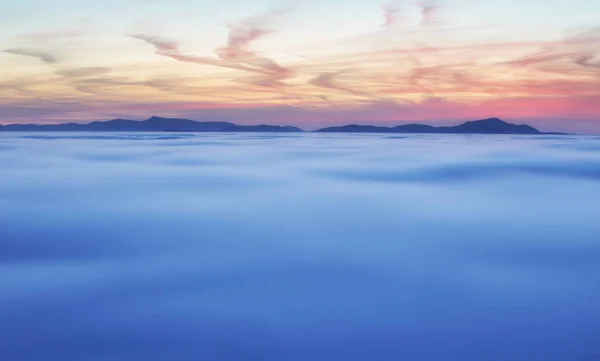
[1,116,588,135]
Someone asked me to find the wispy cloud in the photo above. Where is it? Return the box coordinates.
[575,55,600,69]
[382,1,403,27]
[132,6,295,90]
[418,0,440,26]
[3,48,59,64]
[56,67,112,78]
[309,70,376,98]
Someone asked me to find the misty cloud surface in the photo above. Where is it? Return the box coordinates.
[1,132,600,360]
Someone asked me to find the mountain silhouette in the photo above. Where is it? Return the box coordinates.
[0,116,303,133]
[317,118,545,134]
[0,117,558,134]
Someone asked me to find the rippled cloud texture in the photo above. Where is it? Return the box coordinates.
[0,0,599,132]
[1,133,600,360]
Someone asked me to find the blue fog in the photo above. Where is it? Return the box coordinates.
[1,132,600,361]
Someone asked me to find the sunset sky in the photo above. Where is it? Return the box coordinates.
[1,0,599,132]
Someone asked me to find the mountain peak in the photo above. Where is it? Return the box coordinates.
[451,117,539,134]
[147,116,176,122]
[466,118,506,124]
[317,117,544,134]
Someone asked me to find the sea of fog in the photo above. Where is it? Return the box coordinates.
[1,132,600,361]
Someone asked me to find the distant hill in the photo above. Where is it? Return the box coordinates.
[317,118,545,134]
[0,116,562,135]
[0,116,304,133]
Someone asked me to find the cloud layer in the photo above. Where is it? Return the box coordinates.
[1,133,600,360]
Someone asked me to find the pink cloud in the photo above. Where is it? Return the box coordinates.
[382,1,403,27]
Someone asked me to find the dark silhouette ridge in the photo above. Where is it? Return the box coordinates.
[0,116,303,133]
[0,116,565,134]
[316,118,557,134]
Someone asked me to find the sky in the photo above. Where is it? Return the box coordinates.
[0,0,599,132]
